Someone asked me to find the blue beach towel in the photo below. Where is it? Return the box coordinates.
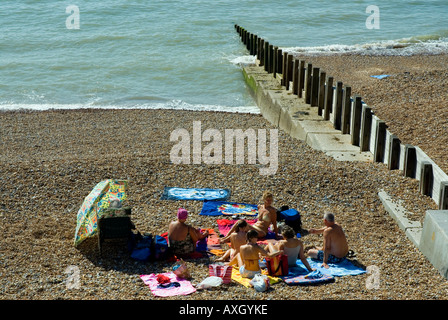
[282,267,335,286]
[370,75,390,79]
[160,187,230,201]
[298,258,366,277]
[199,200,258,216]
[281,258,365,285]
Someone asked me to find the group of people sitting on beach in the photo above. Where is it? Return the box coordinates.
[167,191,349,279]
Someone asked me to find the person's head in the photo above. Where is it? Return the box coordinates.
[177,208,188,221]
[246,229,259,243]
[280,225,295,240]
[323,212,335,226]
[262,191,273,206]
[234,219,248,232]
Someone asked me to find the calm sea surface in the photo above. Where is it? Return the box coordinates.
[1,0,447,112]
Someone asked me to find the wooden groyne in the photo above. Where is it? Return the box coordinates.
[235,24,448,279]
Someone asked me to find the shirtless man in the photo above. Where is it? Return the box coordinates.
[228,230,283,279]
[307,212,349,269]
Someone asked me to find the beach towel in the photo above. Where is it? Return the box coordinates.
[231,266,281,288]
[161,187,230,201]
[140,273,196,297]
[200,200,258,216]
[282,268,335,286]
[296,258,366,277]
[217,218,257,236]
[370,75,390,79]
[203,228,222,252]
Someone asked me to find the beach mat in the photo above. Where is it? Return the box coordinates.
[281,271,334,286]
[281,266,335,286]
[140,272,196,297]
[160,187,230,201]
[200,200,258,216]
[281,258,365,285]
[217,218,257,236]
[297,258,366,277]
[231,266,281,288]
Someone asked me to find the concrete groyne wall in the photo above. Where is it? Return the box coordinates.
[235,24,448,280]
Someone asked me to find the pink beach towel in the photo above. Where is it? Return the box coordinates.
[217,218,257,237]
[140,272,196,297]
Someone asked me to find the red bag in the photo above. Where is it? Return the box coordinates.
[266,254,289,276]
[209,264,232,284]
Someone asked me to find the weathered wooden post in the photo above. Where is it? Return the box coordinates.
[292,59,299,95]
[360,105,372,152]
[388,134,401,170]
[333,81,343,130]
[374,120,387,162]
[311,67,320,107]
[439,181,448,209]
[298,60,305,98]
[259,39,265,67]
[268,44,274,74]
[249,33,254,55]
[264,41,269,72]
[323,76,334,121]
[281,52,288,86]
[305,63,312,104]
[253,35,258,57]
[318,70,326,116]
[341,85,352,134]
[420,161,434,197]
[286,54,293,90]
[273,46,278,78]
[277,49,283,75]
[404,144,417,178]
[351,95,362,146]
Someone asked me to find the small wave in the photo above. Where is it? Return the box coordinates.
[0,100,260,114]
[283,35,448,57]
[228,55,257,66]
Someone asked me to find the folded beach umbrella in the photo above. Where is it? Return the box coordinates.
[74,179,128,247]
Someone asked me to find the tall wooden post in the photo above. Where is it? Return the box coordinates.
[341,86,352,134]
[351,95,362,146]
[323,76,333,121]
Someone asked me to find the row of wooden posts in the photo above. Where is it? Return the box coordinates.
[235,24,448,210]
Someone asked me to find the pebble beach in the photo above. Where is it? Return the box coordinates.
[1,54,448,302]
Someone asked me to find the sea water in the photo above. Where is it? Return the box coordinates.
[0,0,447,113]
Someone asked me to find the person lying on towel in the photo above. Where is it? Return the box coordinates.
[220,191,279,242]
[227,230,283,279]
[168,208,209,256]
[307,212,349,269]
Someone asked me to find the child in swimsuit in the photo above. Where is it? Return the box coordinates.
[228,230,283,279]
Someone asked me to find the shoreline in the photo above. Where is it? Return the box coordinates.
[1,106,447,300]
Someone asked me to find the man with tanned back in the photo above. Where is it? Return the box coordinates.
[307,212,349,269]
